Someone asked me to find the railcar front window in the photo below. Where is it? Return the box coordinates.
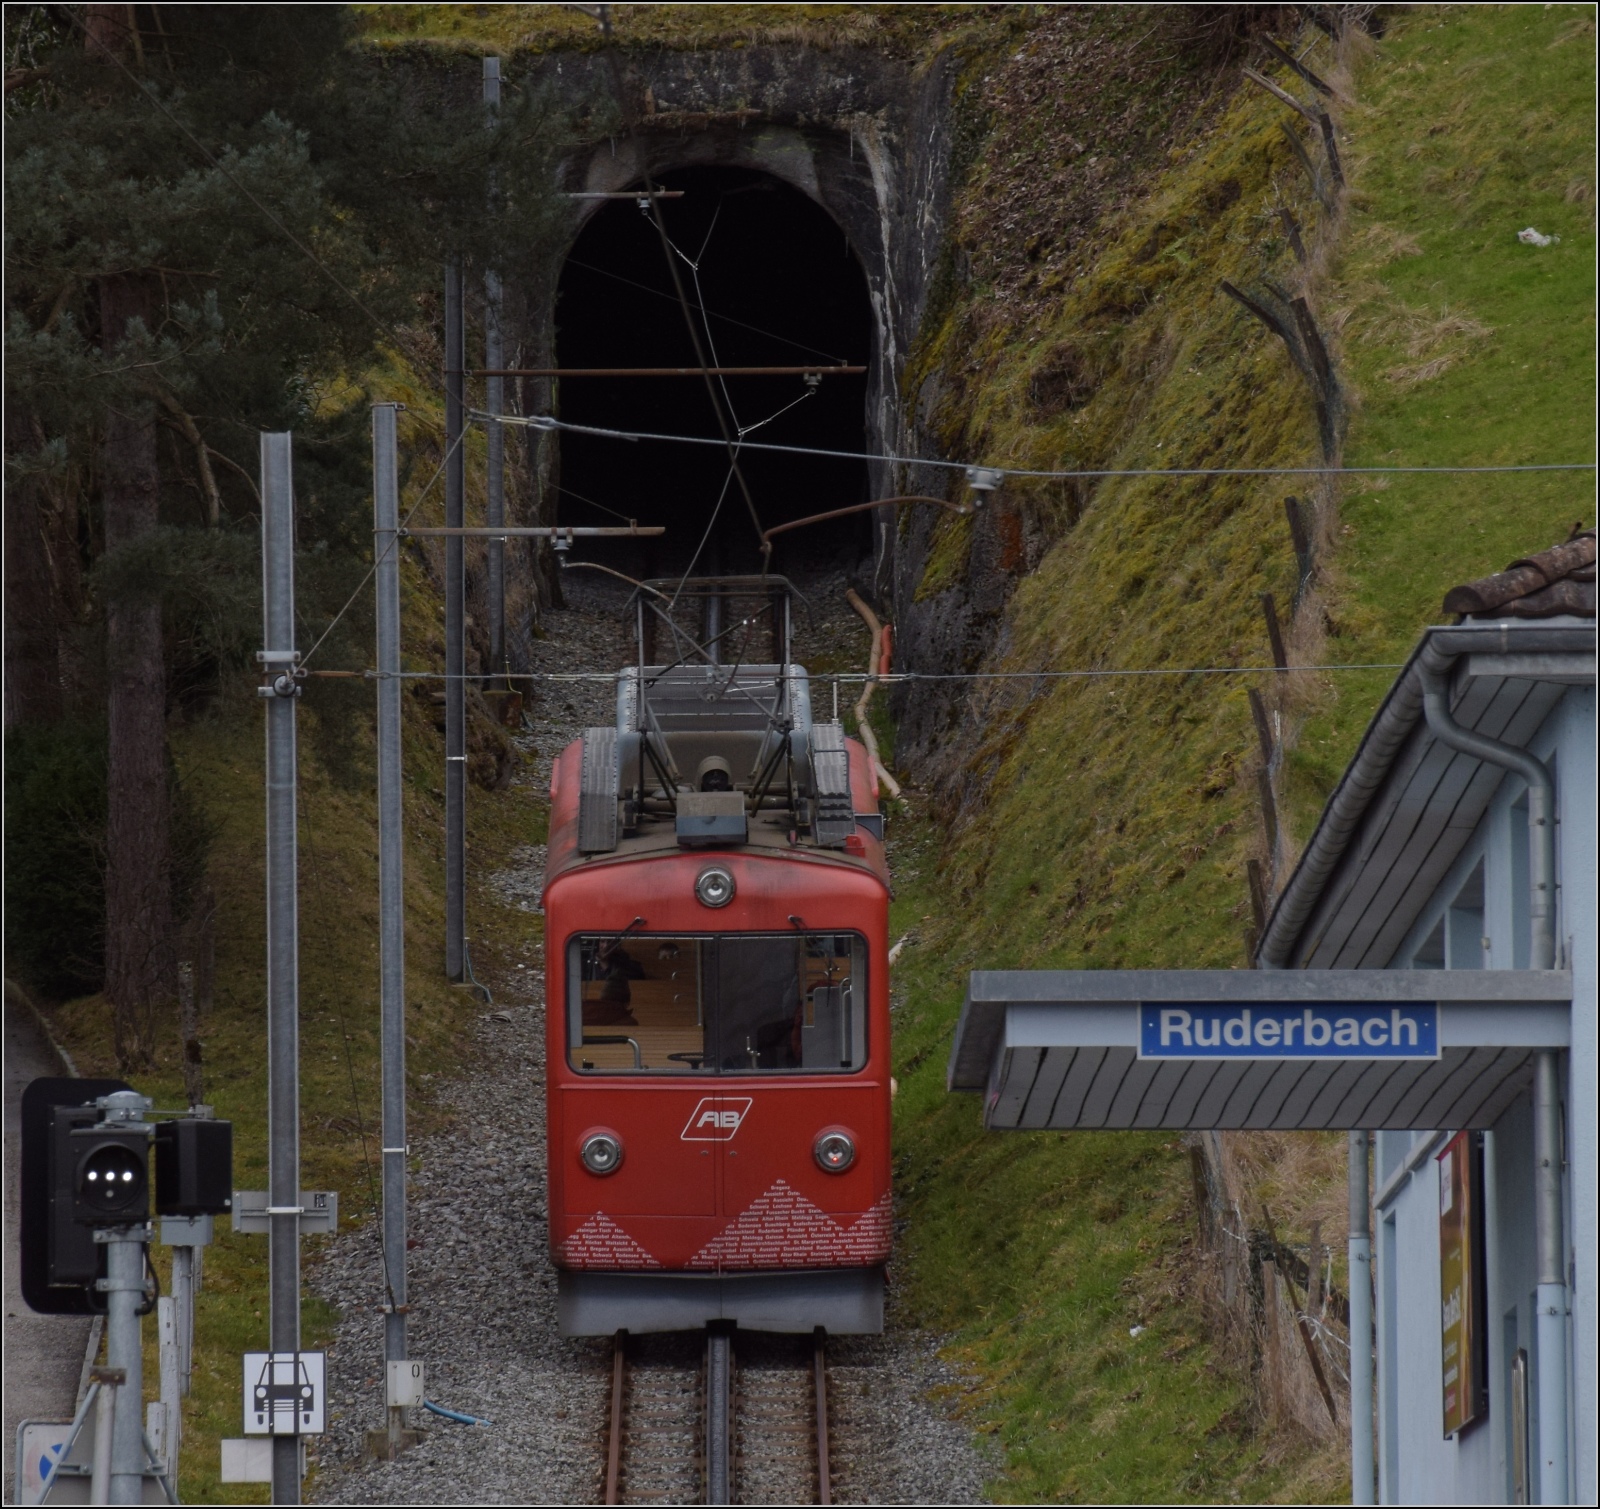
[567,933,866,1074]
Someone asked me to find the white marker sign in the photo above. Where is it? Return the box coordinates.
[243,1351,326,1435]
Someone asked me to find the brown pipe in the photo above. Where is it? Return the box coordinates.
[844,588,903,799]
[763,495,970,545]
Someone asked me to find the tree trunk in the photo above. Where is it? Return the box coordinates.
[100,271,173,1069]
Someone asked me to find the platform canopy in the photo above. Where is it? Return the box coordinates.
[947,969,1571,1132]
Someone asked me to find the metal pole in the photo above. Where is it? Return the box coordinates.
[1534,1049,1569,1506]
[170,1246,193,1396]
[373,403,411,1452]
[157,1295,179,1479]
[260,431,302,1504]
[484,57,506,685]
[1348,1130,1374,1506]
[90,1378,116,1505]
[444,261,466,982]
[103,1236,144,1503]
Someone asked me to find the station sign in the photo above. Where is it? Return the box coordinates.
[1138,1002,1440,1059]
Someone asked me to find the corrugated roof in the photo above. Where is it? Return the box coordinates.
[1255,618,1595,970]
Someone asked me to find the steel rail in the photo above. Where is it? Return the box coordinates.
[814,1328,832,1506]
[705,1329,734,1504]
[604,1331,626,1506]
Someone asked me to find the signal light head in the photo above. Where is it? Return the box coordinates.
[813,1130,856,1174]
[694,865,735,908]
[580,1131,624,1176]
[76,1140,148,1222]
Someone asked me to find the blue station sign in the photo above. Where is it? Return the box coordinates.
[1139,1002,1440,1060]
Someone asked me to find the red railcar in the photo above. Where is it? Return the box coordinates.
[545,579,892,1335]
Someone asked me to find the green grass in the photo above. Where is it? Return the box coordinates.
[880,42,1340,1494]
[1291,2,1596,822]
[887,803,1305,1503]
[353,3,979,56]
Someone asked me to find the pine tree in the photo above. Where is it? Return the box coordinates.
[5,3,572,1065]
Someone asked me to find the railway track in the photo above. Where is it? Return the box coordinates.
[602,1328,834,1505]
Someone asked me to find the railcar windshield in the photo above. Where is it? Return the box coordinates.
[567,933,867,1074]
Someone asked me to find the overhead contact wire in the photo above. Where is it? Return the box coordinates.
[476,411,1599,481]
[308,662,1411,683]
[586,11,770,568]
[298,428,468,670]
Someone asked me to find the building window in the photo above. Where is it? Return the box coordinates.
[1413,916,1446,970]
[1447,859,1486,969]
[1510,794,1531,970]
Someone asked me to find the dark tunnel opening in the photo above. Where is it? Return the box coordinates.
[551,165,875,581]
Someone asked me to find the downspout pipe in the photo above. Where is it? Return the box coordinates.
[1420,667,1567,1505]
[1348,1130,1374,1506]
[1418,669,1555,970]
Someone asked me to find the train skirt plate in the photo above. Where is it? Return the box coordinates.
[557,1265,884,1336]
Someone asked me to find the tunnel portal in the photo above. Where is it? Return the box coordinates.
[553,165,875,578]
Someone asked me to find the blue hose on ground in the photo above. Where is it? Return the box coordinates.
[423,1399,493,1427]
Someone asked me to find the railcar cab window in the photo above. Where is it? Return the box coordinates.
[568,933,866,1074]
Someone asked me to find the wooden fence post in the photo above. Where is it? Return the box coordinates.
[1262,1258,1282,1423]
[1259,592,1288,671]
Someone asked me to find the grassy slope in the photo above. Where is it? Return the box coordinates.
[1289,3,1596,825]
[885,40,1331,1505]
[354,2,974,55]
[885,6,1593,1504]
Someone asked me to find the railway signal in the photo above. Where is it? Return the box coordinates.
[20,1080,233,1503]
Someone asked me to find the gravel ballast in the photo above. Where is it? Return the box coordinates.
[309,572,993,1504]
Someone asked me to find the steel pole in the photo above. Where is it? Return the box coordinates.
[373,403,410,1451]
[1534,1049,1569,1505]
[1348,1130,1374,1506]
[260,431,302,1504]
[90,1378,115,1505]
[104,1236,145,1503]
[484,57,506,684]
[444,261,466,981]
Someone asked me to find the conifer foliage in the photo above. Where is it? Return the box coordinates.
[5,4,571,1066]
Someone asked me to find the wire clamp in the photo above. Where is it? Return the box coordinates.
[965,465,1004,500]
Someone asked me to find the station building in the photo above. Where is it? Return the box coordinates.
[1257,530,1595,1504]
[949,529,1595,1504]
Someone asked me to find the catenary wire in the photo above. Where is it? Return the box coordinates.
[307,662,1411,683]
[475,409,1599,481]
[297,427,467,669]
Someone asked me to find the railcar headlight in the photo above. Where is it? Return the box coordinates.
[580,1132,624,1176]
[695,865,735,908]
[813,1130,856,1174]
